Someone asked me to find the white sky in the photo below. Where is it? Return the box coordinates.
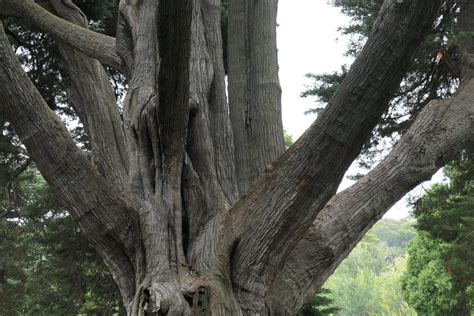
[278,0,351,139]
[276,0,444,219]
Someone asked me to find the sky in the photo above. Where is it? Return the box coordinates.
[277,0,351,139]
[276,0,444,219]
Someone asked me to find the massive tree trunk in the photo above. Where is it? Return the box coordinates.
[0,0,472,315]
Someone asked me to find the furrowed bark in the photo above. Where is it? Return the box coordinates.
[0,0,122,70]
[185,0,236,254]
[270,4,474,312]
[118,0,175,311]
[201,0,239,205]
[49,0,129,189]
[183,1,242,313]
[0,3,19,17]
[0,23,138,309]
[269,77,474,314]
[228,0,442,312]
[228,0,285,195]
[118,0,196,313]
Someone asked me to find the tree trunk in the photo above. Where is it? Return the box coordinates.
[1,0,473,315]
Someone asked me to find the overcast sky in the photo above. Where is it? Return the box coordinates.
[277,0,351,139]
[275,0,444,219]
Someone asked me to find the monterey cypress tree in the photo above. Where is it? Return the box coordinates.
[0,0,473,314]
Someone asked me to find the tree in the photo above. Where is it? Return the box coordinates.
[0,0,472,314]
[298,289,340,316]
[402,157,474,315]
[322,219,416,315]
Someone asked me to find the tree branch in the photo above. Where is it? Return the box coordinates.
[228,0,285,195]
[49,0,129,190]
[269,77,474,313]
[1,0,123,70]
[227,0,442,311]
[0,22,138,305]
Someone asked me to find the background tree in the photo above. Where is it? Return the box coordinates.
[402,156,474,315]
[298,289,340,316]
[0,133,122,314]
[321,219,416,316]
[0,0,473,314]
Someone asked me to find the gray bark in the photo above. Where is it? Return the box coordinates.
[269,79,474,313]
[50,0,129,189]
[0,0,472,315]
[227,0,284,195]
[1,0,122,70]
[227,1,442,312]
[0,23,139,306]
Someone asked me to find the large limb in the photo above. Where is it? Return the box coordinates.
[269,1,474,312]
[0,0,122,70]
[227,0,442,312]
[227,0,285,194]
[0,23,139,310]
[269,77,474,313]
[47,0,129,189]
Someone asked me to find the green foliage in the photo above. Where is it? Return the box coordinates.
[402,157,474,315]
[401,233,460,315]
[331,0,384,57]
[0,139,123,314]
[321,218,417,315]
[301,67,347,115]
[298,289,340,316]
[283,130,294,148]
[371,217,416,251]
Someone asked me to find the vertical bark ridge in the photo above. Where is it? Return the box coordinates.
[185,0,241,255]
[181,2,242,313]
[227,1,442,312]
[119,0,196,313]
[228,0,284,195]
[186,0,230,249]
[121,0,160,196]
[201,0,239,204]
[118,2,175,312]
